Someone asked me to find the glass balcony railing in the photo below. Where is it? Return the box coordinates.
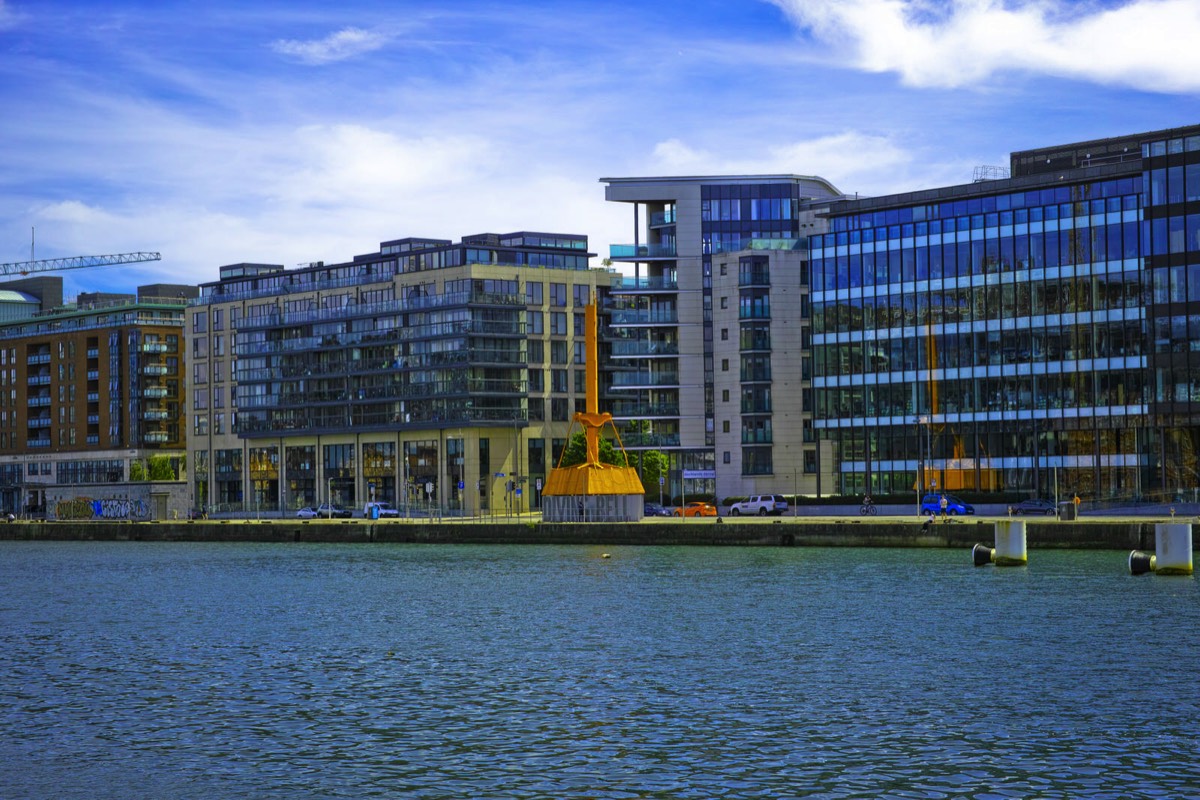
[610,371,680,387]
[609,276,678,291]
[609,310,678,325]
[609,402,680,417]
[649,209,676,227]
[610,340,679,357]
[609,243,677,260]
[738,270,771,286]
[619,432,681,448]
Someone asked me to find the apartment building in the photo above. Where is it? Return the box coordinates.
[0,278,191,518]
[600,175,843,501]
[187,233,609,516]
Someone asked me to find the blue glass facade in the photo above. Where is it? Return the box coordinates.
[811,125,1200,502]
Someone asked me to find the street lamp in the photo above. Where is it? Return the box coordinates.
[327,475,334,517]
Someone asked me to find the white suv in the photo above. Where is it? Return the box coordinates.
[729,494,789,516]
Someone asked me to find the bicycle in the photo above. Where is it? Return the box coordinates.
[859,496,878,516]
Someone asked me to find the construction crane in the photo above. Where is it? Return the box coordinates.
[0,252,162,277]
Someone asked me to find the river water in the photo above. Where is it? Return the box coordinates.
[1,542,1197,799]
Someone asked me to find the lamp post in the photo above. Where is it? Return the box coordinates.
[327,475,334,517]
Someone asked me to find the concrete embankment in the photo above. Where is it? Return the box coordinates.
[0,518,1177,549]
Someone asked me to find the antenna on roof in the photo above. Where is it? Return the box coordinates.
[973,165,1010,182]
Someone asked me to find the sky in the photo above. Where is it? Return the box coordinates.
[2,0,1199,297]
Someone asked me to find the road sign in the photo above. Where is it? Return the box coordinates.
[458,480,465,490]
[494,472,506,478]
[425,482,433,494]
[659,476,665,486]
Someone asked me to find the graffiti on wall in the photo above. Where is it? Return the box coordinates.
[54,496,150,520]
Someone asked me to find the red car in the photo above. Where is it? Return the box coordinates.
[674,502,718,517]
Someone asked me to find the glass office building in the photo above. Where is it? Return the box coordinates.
[810,124,1200,502]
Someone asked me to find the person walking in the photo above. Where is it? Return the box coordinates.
[939,494,949,522]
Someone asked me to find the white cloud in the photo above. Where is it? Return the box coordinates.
[770,0,1200,92]
[647,131,916,194]
[271,27,390,65]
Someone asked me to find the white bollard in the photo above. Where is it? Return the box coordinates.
[993,519,1028,566]
[1154,523,1193,576]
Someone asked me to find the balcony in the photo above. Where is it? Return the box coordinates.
[610,340,679,357]
[739,269,771,286]
[27,375,51,386]
[609,243,677,261]
[87,370,100,380]
[143,432,170,443]
[27,396,51,408]
[142,365,169,376]
[650,209,676,227]
[742,430,773,444]
[609,276,678,292]
[610,371,680,387]
[609,401,680,418]
[87,348,99,358]
[141,342,169,353]
[143,410,170,421]
[26,354,51,365]
[28,438,51,448]
[620,432,681,448]
[27,418,52,428]
[142,387,169,399]
[87,393,100,403]
[609,309,679,325]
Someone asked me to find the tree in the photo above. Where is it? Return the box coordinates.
[558,430,628,468]
[148,455,176,481]
[639,450,669,492]
[129,461,148,482]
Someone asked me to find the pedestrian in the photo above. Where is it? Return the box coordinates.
[939,494,949,522]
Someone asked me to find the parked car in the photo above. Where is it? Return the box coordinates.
[1012,498,1056,516]
[643,502,673,517]
[316,503,353,518]
[296,507,318,519]
[920,494,975,516]
[729,494,789,516]
[364,501,401,518]
[674,501,718,517]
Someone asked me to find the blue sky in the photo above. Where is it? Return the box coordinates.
[2,0,1198,296]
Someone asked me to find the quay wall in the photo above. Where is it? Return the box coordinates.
[0,518,1173,550]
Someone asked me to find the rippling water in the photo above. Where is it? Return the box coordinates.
[2,542,1198,799]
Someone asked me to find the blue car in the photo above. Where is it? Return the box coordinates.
[920,494,974,516]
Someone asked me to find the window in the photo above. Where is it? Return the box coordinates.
[551,341,568,364]
[550,312,567,336]
[722,420,730,433]
[526,282,543,305]
[527,310,544,334]
[720,297,729,309]
[192,311,208,333]
[551,398,569,421]
[527,339,544,364]
[550,283,567,307]
[573,284,589,306]
[721,359,729,372]
[721,328,728,341]
[722,389,729,402]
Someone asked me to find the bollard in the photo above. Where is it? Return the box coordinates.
[1155,523,1192,576]
[1129,523,1193,576]
[993,519,1028,566]
[1129,550,1155,575]
[973,521,1027,568]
